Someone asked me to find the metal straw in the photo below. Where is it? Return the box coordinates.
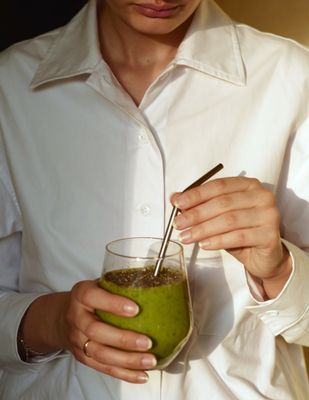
[153,163,224,276]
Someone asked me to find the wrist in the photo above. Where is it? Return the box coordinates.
[261,246,292,300]
[18,293,67,360]
[17,311,48,362]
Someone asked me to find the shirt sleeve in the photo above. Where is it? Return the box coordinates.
[0,133,45,367]
[246,240,309,346]
[246,115,309,346]
[0,130,66,367]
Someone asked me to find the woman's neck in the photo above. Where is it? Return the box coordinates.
[97,3,192,104]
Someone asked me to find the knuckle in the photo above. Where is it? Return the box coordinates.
[81,290,95,307]
[213,178,228,192]
[235,231,247,246]
[101,364,114,376]
[247,177,260,188]
[100,364,138,384]
[84,321,98,339]
[260,189,275,205]
[189,187,204,205]
[251,177,260,186]
[72,282,89,304]
[218,194,232,210]
[118,331,130,348]
[72,280,86,295]
[224,212,237,228]
[125,354,139,368]
[97,346,109,362]
[188,207,202,223]
[191,224,205,241]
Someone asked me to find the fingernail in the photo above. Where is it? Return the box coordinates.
[142,356,157,368]
[136,337,152,350]
[137,373,149,383]
[199,240,210,249]
[174,196,187,209]
[178,230,192,243]
[123,303,139,316]
[173,214,186,229]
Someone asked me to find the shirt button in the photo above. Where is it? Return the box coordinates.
[140,204,151,216]
[138,134,149,144]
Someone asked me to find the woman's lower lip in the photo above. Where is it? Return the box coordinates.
[134,4,179,18]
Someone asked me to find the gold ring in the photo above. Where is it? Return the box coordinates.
[83,339,91,357]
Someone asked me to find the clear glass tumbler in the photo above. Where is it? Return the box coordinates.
[96,237,193,369]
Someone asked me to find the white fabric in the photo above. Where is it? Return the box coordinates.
[0,0,309,398]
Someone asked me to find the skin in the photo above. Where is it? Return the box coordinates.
[98,0,201,104]
[22,284,155,383]
[21,0,292,385]
[172,177,292,300]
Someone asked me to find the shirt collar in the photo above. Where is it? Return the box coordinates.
[175,0,246,86]
[31,0,102,88]
[31,0,246,89]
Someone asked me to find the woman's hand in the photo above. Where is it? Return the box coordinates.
[171,176,292,299]
[21,280,156,384]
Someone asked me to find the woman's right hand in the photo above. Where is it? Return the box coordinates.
[21,280,156,383]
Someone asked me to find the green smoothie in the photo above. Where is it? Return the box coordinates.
[96,266,192,367]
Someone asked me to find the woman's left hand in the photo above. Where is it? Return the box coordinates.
[171,176,292,299]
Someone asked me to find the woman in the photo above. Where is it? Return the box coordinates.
[0,0,308,398]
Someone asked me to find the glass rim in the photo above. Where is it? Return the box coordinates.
[105,236,183,260]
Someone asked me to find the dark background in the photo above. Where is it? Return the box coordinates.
[0,0,87,51]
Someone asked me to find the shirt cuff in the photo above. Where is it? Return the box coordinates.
[246,239,309,337]
[0,292,65,368]
[22,350,67,364]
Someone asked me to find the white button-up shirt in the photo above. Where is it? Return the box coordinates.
[0,0,309,399]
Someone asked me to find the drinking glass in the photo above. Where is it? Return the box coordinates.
[96,237,193,369]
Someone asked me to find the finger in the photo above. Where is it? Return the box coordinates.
[79,340,156,371]
[173,177,261,210]
[71,326,155,374]
[198,225,281,253]
[173,191,263,230]
[72,280,139,317]
[178,207,279,244]
[84,319,153,352]
[170,192,181,205]
[76,347,150,384]
[67,299,152,353]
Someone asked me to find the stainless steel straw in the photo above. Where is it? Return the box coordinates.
[153,163,224,276]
